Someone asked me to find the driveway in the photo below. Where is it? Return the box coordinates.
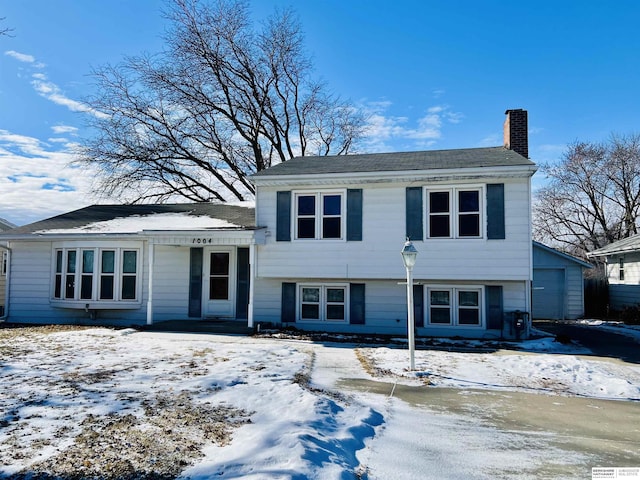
[311,342,640,480]
[534,320,640,364]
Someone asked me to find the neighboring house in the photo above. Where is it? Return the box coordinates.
[0,217,17,317]
[0,109,538,339]
[532,241,592,320]
[588,235,640,311]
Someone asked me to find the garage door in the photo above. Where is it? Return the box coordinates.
[533,268,565,320]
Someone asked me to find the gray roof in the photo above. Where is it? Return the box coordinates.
[0,218,16,232]
[533,241,592,269]
[1,203,256,236]
[252,146,535,178]
[588,235,640,257]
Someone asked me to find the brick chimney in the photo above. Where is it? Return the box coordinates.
[503,109,528,158]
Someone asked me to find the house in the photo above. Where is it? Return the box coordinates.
[0,204,263,325]
[588,235,640,311]
[0,109,538,339]
[0,217,17,316]
[250,109,537,339]
[532,241,592,320]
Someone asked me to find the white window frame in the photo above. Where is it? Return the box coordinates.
[425,186,484,239]
[619,257,625,282]
[297,283,349,323]
[293,190,346,241]
[426,285,484,328]
[1,250,6,276]
[50,242,142,307]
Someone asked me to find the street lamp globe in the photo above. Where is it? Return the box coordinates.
[401,239,418,270]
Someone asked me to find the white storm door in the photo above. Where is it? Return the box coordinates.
[203,247,236,318]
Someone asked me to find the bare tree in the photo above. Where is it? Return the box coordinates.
[1,17,13,36]
[534,134,640,257]
[79,0,365,203]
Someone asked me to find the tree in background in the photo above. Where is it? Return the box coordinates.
[79,0,365,203]
[534,134,640,257]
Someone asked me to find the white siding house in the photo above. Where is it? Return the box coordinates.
[1,109,538,339]
[0,204,263,327]
[0,217,16,316]
[588,235,640,311]
[250,109,537,339]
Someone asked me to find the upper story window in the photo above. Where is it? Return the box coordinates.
[295,192,344,240]
[53,247,140,303]
[1,251,6,276]
[427,187,482,238]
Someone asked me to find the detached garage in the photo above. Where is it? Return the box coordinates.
[532,242,592,320]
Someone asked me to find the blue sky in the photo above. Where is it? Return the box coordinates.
[1,0,640,225]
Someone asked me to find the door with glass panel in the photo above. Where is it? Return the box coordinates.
[203,248,236,317]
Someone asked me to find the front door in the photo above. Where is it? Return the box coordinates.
[203,247,236,318]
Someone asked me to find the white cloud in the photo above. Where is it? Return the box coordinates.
[5,50,35,63]
[30,74,107,118]
[0,129,109,225]
[51,125,79,135]
[360,102,464,152]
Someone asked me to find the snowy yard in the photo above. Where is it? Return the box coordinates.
[0,324,639,479]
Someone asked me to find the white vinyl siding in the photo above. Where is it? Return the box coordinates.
[256,178,532,282]
[6,241,148,325]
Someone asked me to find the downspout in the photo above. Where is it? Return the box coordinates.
[0,243,11,321]
[146,241,154,325]
[526,173,533,337]
[247,243,256,329]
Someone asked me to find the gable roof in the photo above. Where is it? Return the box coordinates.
[0,218,16,232]
[252,146,535,178]
[533,241,592,268]
[1,203,256,237]
[588,234,640,257]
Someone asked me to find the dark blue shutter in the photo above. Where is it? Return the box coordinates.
[276,191,291,241]
[349,283,366,324]
[347,189,363,241]
[485,285,503,330]
[235,248,250,319]
[487,184,505,240]
[188,248,203,318]
[406,187,423,241]
[281,282,296,323]
[413,284,424,327]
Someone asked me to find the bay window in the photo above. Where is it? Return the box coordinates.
[53,246,140,303]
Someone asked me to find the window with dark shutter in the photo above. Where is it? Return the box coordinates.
[487,184,505,240]
[406,187,424,241]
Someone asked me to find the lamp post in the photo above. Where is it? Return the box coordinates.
[401,239,418,370]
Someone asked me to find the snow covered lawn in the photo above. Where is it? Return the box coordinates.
[356,340,640,401]
[0,326,378,479]
[1,325,639,479]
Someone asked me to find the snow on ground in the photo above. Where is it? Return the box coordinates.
[0,326,639,479]
[357,345,640,401]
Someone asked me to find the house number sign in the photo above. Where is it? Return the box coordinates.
[192,238,215,244]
